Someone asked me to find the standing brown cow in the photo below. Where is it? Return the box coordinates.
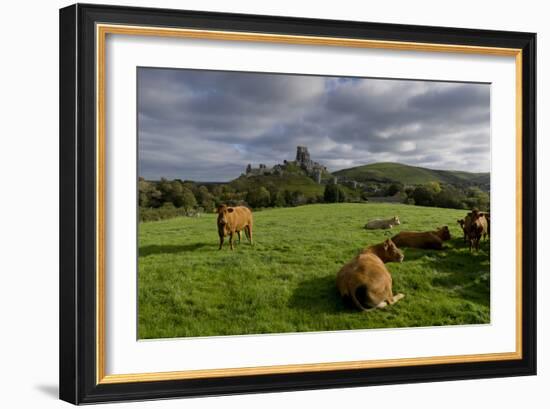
[336,239,405,311]
[468,210,489,252]
[216,204,253,250]
[458,209,490,245]
[457,215,472,243]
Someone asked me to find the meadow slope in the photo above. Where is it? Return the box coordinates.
[138,203,490,339]
[333,162,490,185]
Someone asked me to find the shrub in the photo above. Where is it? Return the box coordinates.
[246,187,271,208]
[323,184,347,203]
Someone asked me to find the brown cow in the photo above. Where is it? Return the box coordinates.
[216,204,253,250]
[468,210,489,252]
[336,239,405,312]
[458,210,490,244]
[457,215,472,243]
[391,226,451,250]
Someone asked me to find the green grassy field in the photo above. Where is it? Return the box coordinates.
[138,203,490,339]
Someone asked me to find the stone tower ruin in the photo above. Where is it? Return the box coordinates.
[295,146,311,165]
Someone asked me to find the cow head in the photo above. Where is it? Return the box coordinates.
[381,239,404,263]
[216,204,234,226]
[392,216,401,226]
[437,226,451,241]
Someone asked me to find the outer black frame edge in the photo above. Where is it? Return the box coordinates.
[59,4,78,405]
[59,3,537,405]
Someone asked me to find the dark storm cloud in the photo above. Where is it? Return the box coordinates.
[138,68,490,181]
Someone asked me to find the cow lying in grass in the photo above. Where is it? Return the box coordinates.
[216,204,253,250]
[364,216,401,230]
[336,239,405,311]
[391,226,451,250]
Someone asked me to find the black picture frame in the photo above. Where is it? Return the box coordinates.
[59,3,536,405]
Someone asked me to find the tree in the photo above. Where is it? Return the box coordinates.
[426,181,442,194]
[138,178,162,208]
[169,180,185,207]
[324,184,347,203]
[177,187,197,210]
[464,186,490,211]
[196,185,215,211]
[387,183,403,196]
[411,185,434,206]
[246,187,271,208]
[434,185,465,209]
[272,190,286,207]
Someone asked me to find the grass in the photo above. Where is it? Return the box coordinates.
[138,203,490,339]
[333,162,490,185]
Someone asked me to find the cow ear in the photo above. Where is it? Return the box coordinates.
[383,240,389,250]
[227,208,234,213]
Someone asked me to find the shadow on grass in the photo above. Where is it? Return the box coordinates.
[398,238,490,306]
[139,242,212,256]
[288,275,347,313]
[399,238,490,261]
[428,248,490,306]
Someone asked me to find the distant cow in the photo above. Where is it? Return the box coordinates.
[457,214,473,243]
[365,216,401,230]
[216,205,253,250]
[467,210,489,252]
[391,226,451,250]
[458,210,490,244]
[336,239,405,311]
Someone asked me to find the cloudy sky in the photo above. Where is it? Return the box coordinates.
[138,67,490,181]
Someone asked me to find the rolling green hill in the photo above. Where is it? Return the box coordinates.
[333,162,490,186]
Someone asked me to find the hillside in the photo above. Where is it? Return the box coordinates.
[230,173,324,198]
[333,162,490,186]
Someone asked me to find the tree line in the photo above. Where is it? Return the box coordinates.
[139,177,489,222]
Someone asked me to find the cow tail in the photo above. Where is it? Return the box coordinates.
[351,286,370,312]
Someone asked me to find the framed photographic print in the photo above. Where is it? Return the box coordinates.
[59,3,537,404]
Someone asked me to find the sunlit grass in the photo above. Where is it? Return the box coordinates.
[138,203,490,339]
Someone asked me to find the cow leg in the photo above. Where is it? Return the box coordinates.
[374,301,388,309]
[246,225,253,246]
[218,235,224,250]
[229,232,234,250]
[237,230,242,244]
[388,293,405,305]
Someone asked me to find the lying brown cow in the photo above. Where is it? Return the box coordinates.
[391,226,451,250]
[216,204,253,250]
[468,210,489,252]
[336,239,405,311]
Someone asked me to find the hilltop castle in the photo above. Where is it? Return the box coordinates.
[245,146,327,183]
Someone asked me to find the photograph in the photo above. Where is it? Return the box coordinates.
[137,67,491,339]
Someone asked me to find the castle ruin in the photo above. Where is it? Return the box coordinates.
[245,146,327,183]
